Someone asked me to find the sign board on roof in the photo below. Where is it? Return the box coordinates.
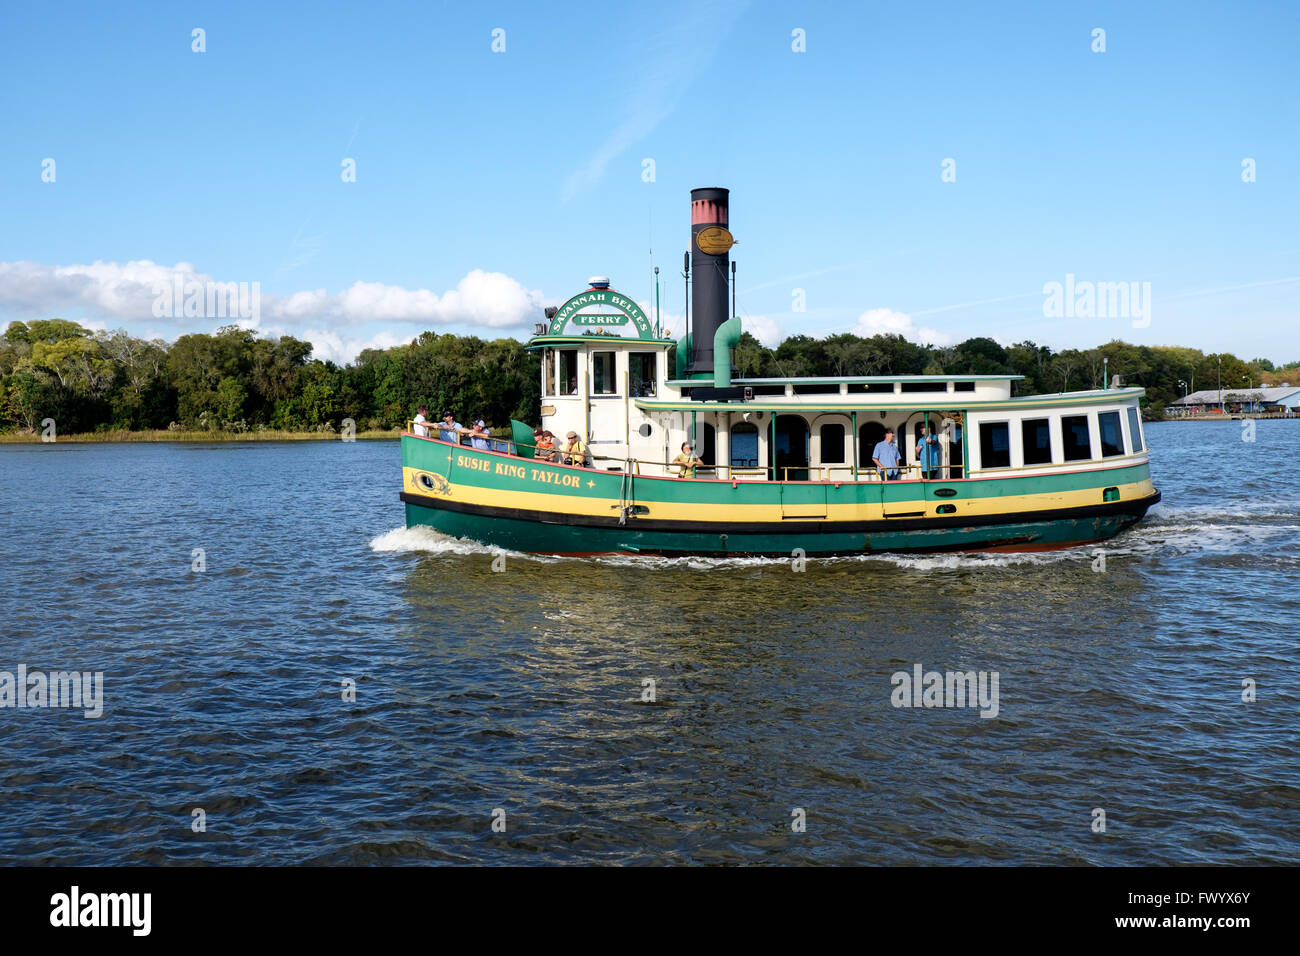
[546,286,654,339]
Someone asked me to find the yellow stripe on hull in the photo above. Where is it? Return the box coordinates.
[403,466,1155,525]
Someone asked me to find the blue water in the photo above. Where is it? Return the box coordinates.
[0,421,1296,864]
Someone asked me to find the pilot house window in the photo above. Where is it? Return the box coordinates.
[559,350,579,394]
[592,352,616,395]
[630,352,657,397]
[542,349,557,397]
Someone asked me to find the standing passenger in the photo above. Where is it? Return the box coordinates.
[672,442,703,478]
[469,420,492,450]
[872,429,901,481]
[413,405,430,437]
[915,424,941,479]
[438,411,466,444]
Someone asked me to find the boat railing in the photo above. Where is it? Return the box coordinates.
[405,422,514,454]
[594,456,959,483]
[408,424,962,483]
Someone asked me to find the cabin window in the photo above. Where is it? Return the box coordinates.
[978,422,1011,468]
[1126,407,1143,452]
[592,352,617,395]
[1098,411,1124,457]
[847,383,895,394]
[953,382,976,392]
[731,422,759,469]
[630,352,657,397]
[901,382,948,393]
[1021,418,1052,465]
[542,349,556,397]
[794,383,840,395]
[1062,415,1093,461]
[560,350,579,395]
[820,424,846,464]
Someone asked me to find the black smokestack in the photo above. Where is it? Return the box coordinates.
[687,187,733,377]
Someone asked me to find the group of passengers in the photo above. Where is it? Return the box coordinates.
[414,405,945,481]
[532,428,592,467]
[871,426,943,481]
[412,406,494,450]
[413,405,595,467]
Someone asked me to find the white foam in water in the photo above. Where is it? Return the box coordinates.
[368,526,565,563]
[367,524,1079,570]
[369,525,497,556]
[369,512,1289,569]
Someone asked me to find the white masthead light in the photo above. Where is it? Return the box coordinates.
[587,276,611,289]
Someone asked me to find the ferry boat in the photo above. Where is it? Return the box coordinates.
[399,187,1160,556]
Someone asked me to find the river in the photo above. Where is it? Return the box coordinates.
[0,420,1296,864]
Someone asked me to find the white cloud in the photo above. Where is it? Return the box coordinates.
[742,315,784,348]
[0,260,546,333]
[0,259,201,319]
[294,329,412,365]
[852,308,954,346]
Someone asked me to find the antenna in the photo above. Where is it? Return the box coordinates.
[654,266,660,338]
[683,251,690,346]
[731,260,736,318]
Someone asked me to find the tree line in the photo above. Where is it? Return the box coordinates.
[1,318,1292,434]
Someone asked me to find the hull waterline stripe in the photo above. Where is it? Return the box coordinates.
[399,489,1161,535]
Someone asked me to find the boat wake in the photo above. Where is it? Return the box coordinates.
[368,525,501,557]
[369,505,1294,571]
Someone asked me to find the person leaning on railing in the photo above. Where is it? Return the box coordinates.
[672,441,704,479]
[437,410,471,444]
[534,430,558,462]
[413,404,431,436]
[563,431,592,467]
[871,429,901,480]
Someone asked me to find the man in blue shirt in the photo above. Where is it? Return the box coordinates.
[915,424,942,479]
[438,411,466,444]
[872,429,901,480]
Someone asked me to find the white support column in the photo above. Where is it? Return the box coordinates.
[716,412,729,479]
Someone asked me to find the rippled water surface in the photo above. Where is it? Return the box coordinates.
[1,421,1297,864]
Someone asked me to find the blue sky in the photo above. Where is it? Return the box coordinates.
[2,0,1297,363]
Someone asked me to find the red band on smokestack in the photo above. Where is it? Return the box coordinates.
[691,200,728,226]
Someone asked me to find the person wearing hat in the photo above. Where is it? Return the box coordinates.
[469,420,492,451]
[672,441,704,479]
[563,430,591,467]
[437,411,468,444]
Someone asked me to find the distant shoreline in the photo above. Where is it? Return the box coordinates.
[0,428,403,444]
[1160,415,1297,422]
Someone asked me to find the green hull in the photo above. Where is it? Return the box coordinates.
[399,436,1159,556]
[402,496,1153,556]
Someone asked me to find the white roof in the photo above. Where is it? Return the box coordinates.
[1170,386,1300,405]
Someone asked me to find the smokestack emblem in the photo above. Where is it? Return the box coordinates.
[695,226,734,255]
